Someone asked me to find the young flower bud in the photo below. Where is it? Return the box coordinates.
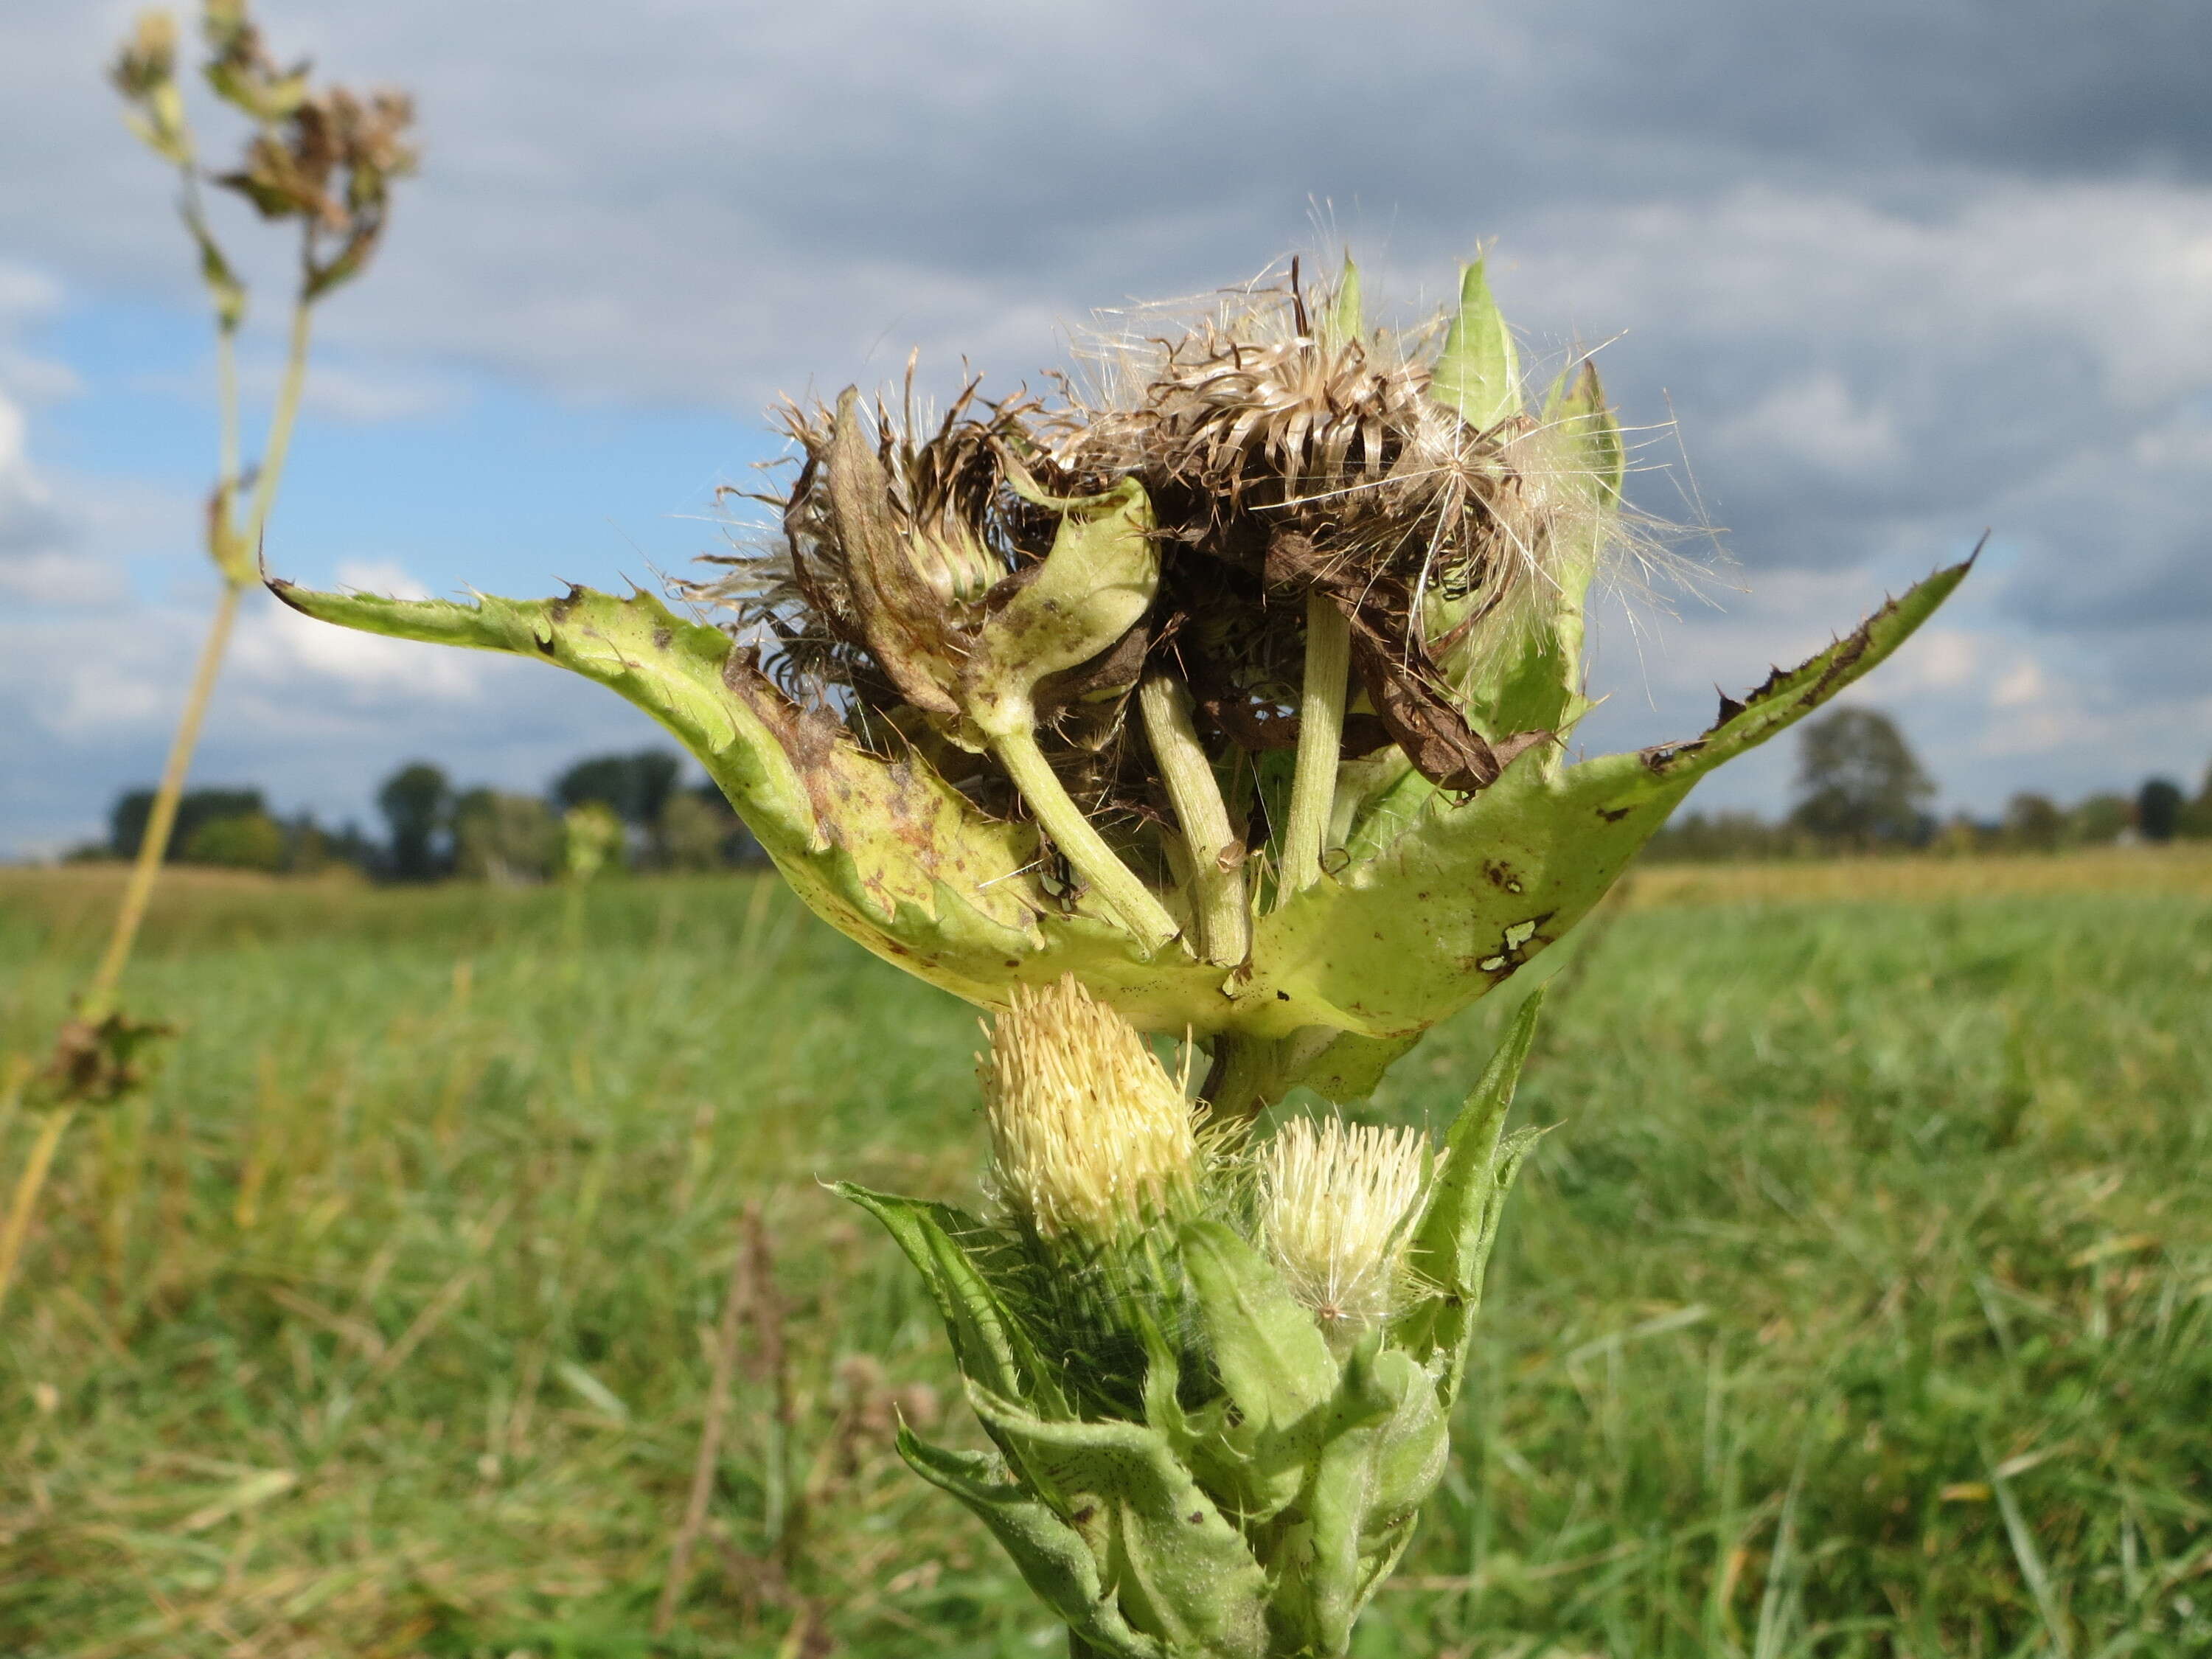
[1259,1116,1429,1338]
[980,975,1200,1244]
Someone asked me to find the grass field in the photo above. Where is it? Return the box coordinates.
[2,852,2209,1658]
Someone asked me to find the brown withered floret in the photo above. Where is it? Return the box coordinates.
[682,264,1605,841]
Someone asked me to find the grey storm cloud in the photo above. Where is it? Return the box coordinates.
[0,0,2208,849]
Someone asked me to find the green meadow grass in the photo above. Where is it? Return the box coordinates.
[1,860,2208,1658]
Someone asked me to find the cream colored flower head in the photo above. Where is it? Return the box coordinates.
[980,975,1203,1243]
[1259,1116,1430,1335]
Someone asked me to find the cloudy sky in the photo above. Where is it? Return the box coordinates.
[4,0,2208,855]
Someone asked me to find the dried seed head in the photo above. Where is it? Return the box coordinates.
[111,11,178,100]
[678,253,1646,852]
[980,975,1202,1242]
[201,0,310,125]
[686,380,1034,712]
[1043,262,1630,782]
[200,0,418,302]
[112,10,192,167]
[1045,266,1574,610]
[1259,1116,1430,1333]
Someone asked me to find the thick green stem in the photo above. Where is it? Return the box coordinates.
[990,723,1180,953]
[1137,673,1249,967]
[1279,591,1350,903]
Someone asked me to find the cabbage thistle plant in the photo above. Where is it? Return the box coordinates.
[277,256,1965,1649]
[274,257,1967,1117]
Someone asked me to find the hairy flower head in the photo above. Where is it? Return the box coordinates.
[1259,1116,1430,1334]
[981,975,1202,1242]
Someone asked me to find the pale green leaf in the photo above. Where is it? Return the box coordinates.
[1430,259,1520,431]
[836,1183,1062,1417]
[896,1426,1165,1659]
[968,1385,1270,1659]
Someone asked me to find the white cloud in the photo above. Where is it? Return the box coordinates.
[1713,373,1905,476]
[0,385,77,601]
[1990,658,2047,710]
[231,570,483,702]
[1887,627,1982,693]
[0,263,86,603]
[299,364,465,424]
[1506,181,2212,394]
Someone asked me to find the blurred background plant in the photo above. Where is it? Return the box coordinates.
[0,0,415,1312]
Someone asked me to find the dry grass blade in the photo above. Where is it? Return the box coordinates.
[653,1206,758,1636]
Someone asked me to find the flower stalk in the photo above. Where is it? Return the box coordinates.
[991,722,1180,951]
[1136,672,1248,966]
[52,4,415,1058]
[1277,592,1352,904]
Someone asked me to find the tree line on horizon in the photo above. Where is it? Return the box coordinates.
[1647,708,2212,861]
[77,749,763,882]
[66,712,2212,880]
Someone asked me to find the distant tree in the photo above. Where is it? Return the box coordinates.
[1933,813,1996,858]
[661,786,765,871]
[378,762,453,881]
[2000,793,2062,853]
[181,811,285,872]
[1641,809,1787,863]
[109,787,267,862]
[1788,709,1935,849]
[2063,793,2132,847]
[281,814,335,875]
[453,789,561,884]
[554,751,682,831]
[2137,777,2183,844]
[2180,764,2212,841]
[321,819,382,874]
